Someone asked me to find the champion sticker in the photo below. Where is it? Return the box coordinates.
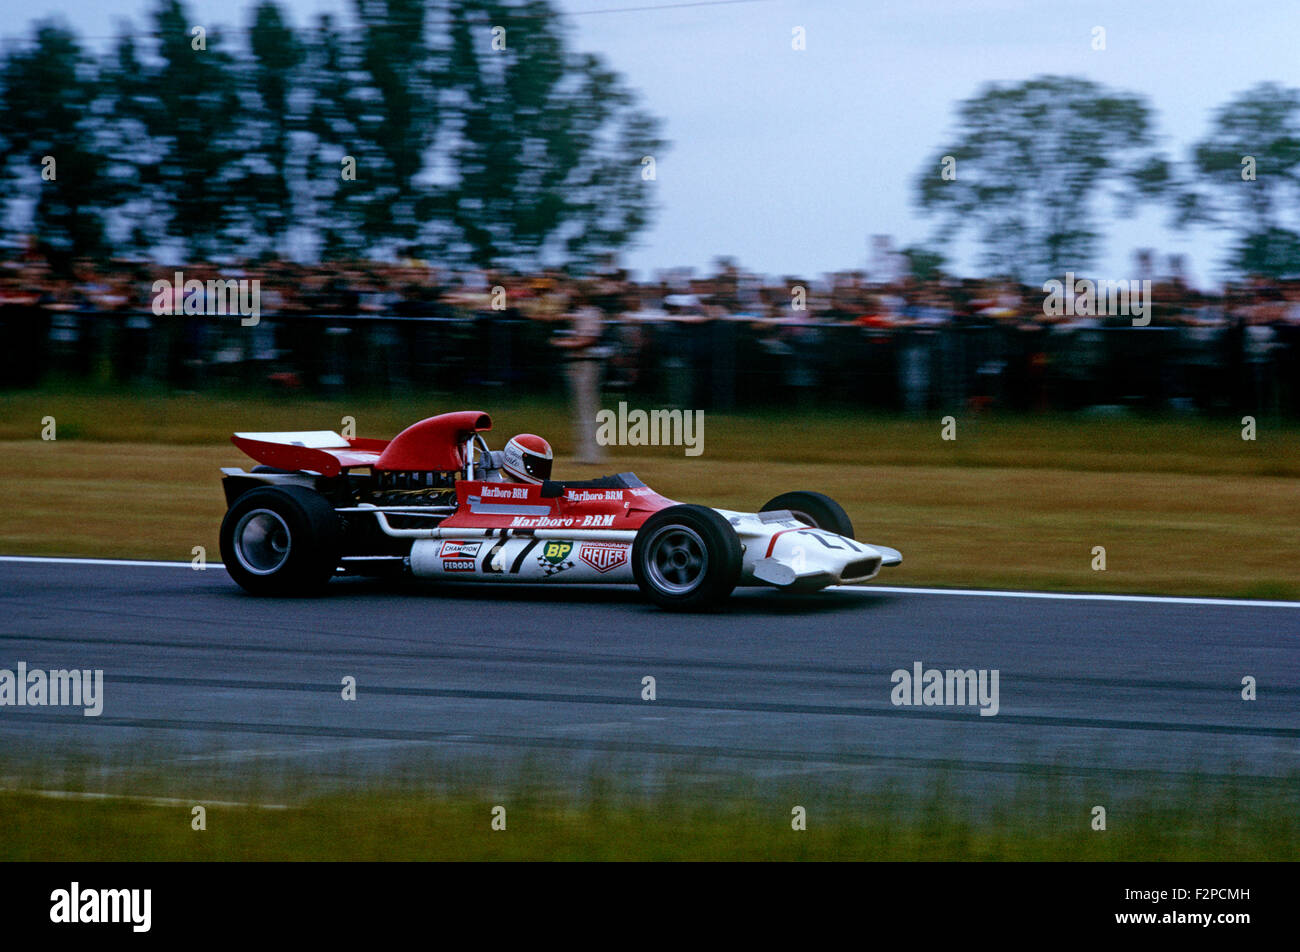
[439,541,481,560]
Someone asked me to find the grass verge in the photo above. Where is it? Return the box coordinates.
[1,385,1297,597]
[2,769,1295,861]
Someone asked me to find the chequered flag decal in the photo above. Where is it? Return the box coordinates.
[538,555,575,576]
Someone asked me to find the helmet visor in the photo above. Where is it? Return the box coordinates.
[520,451,552,482]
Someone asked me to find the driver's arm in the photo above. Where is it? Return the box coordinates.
[479,449,507,481]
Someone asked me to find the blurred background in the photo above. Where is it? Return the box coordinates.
[0,0,1298,416]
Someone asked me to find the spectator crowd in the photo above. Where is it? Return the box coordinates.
[3,253,1299,417]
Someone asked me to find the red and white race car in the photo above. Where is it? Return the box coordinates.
[218,410,901,610]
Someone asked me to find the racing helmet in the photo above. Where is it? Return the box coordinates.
[501,434,553,484]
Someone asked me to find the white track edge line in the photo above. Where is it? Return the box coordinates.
[2,787,289,810]
[836,585,1300,609]
[1,555,1296,608]
[0,556,226,570]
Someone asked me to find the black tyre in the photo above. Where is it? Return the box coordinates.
[219,486,342,595]
[759,490,855,539]
[632,504,742,611]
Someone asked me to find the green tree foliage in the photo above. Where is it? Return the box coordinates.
[98,33,158,256]
[899,245,946,282]
[137,0,244,259]
[0,21,113,262]
[301,11,366,260]
[914,75,1167,282]
[341,0,444,254]
[0,0,666,269]
[1184,82,1300,278]
[446,0,665,267]
[236,1,304,255]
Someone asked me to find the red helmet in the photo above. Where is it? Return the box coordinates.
[501,434,553,484]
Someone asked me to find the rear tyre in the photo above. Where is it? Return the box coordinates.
[219,486,341,595]
[632,504,741,611]
[759,491,854,539]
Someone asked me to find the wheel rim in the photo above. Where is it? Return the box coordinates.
[233,509,292,575]
[645,525,708,594]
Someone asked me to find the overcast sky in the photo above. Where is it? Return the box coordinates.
[10,0,1300,286]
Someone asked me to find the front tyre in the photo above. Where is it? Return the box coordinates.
[759,490,854,539]
[219,486,341,595]
[632,504,741,611]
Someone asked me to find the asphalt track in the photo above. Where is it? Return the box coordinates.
[1,558,1297,795]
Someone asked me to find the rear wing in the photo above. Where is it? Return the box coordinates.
[231,431,390,477]
[230,410,492,477]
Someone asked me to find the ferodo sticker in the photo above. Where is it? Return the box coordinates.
[580,542,628,573]
[440,541,481,560]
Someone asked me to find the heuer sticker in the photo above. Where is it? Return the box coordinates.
[580,542,628,573]
[439,541,481,559]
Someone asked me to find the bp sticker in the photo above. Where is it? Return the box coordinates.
[541,541,574,564]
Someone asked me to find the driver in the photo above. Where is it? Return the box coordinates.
[482,433,553,484]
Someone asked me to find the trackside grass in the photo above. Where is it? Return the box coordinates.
[2,385,1298,476]
[1,385,1296,598]
[1,769,1295,861]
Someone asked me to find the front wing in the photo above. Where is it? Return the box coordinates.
[718,509,902,590]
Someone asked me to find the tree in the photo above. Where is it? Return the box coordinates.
[136,0,244,259]
[233,1,304,256]
[304,0,448,259]
[899,245,946,282]
[915,75,1168,282]
[0,21,113,263]
[301,12,368,259]
[332,0,445,257]
[444,0,665,269]
[98,33,160,256]
[1184,82,1300,278]
[0,0,667,268]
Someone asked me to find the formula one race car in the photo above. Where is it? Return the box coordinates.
[217,411,901,610]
